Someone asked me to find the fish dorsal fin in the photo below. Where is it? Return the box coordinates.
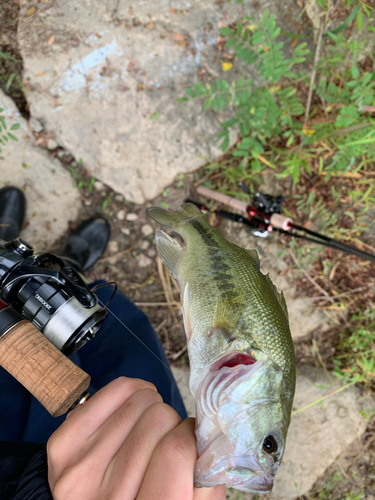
[211,293,244,340]
[246,249,260,269]
[265,273,289,320]
[147,203,204,231]
[155,230,183,277]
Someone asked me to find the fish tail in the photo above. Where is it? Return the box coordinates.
[146,203,205,231]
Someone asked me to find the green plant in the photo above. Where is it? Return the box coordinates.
[333,306,375,387]
[0,107,20,153]
[69,165,96,192]
[180,3,375,188]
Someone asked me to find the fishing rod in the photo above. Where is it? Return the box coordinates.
[186,183,375,263]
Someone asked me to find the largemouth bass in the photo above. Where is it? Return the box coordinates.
[147,203,296,494]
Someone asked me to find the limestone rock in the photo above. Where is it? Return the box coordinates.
[0,90,80,250]
[116,209,126,221]
[18,0,301,203]
[271,366,367,499]
[126,212,138,222]
[171,367,195,417]
[47,138,58,150]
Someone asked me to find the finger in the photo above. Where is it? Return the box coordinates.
[47,379,158,483]
[193,485,226,500]
[103,402,182,500]
[55,377,157,441]
[136,417,197,500]
[48,388,163,494]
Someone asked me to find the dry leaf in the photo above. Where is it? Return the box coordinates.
[136,83,144,91]
[128,6,134,15]
[95,33,102,38]
[178,40,187,47]
[170,8,176,13]
[34,72,45,77]
[26,6,36,16]
[147,22,155,30]
[47,35,55,45]
[173,33,185,41]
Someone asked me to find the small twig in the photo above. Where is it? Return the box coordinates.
[289,250,334,303]
[310,285,371,301]
[303,16,325,128]
[155,318,168,333]
[170,344,187,361]
[292,380,356,416]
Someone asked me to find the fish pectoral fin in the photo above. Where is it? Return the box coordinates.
[246,249,260,269]
[155,230,183,277]
[212,294,244,340]
[265,273,289,320]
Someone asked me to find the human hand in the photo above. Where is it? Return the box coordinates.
[47,377,226,500]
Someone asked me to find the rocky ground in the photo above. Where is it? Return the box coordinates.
[1,0,375,499]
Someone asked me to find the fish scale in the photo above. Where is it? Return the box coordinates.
[147,203,296,494]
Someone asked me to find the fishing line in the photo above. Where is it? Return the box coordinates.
[98,299,191,392]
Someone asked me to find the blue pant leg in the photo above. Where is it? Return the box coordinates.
[19,282,187,443]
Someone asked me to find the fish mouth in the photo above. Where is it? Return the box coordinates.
[210,351,257,371]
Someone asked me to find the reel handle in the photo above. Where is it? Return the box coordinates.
[0,314,91,417]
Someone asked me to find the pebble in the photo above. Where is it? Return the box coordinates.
[94,181,105,191]
[140,240,150,250]
[115,194,123,202]
[147,248,156,257]
[138,254,153,268]
[108,240,119,253]
[126,212,138,222]
[121,227,130,235]
[84,199,92,206]
[117,209,126,221]
[141,224,153,237]
[30,117,43,133]
[47,138,58,150]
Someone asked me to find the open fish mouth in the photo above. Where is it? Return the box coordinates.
[209,351,257,371]
[194,353,277,493]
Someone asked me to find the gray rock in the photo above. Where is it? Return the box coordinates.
[141,224,153,237]
[18,0,302,203]
[138,253,152,268]
[47,138,58,150]
[0,89,81,250]
[116,209,126,221]
[121,227,130,235]
[271,366,368,499]
[94,180,105,191]
[140,240,150,250]
[126,212,138,222]
[108,240,119,253]
[171,367,195,417]
[29,116,43,133]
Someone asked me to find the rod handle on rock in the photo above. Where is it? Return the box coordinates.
[0,315,91,417]
[196,186,248,214]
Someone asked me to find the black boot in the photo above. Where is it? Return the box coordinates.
[0,186,26,241]
[59,217,111,272]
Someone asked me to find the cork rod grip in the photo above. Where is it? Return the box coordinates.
[0,320,91,417]
[196,186,248,214]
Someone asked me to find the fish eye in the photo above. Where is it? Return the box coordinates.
[262,435,278,454]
